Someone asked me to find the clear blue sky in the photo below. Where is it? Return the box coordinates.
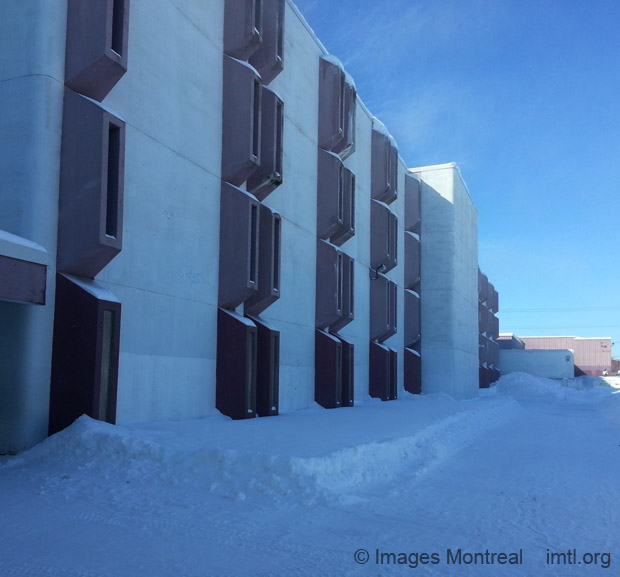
[294,0,620,357]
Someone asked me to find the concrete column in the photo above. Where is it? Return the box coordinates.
[0,1,68,451]
[411,163,479,399]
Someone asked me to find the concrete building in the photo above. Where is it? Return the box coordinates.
[499,334,612,377]
[499,349,575,380]
[518,336,612,377]
[0,0,497,453]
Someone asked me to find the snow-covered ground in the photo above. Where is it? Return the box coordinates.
[2,373,620,576]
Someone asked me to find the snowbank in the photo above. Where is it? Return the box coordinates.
[10,394,520,503]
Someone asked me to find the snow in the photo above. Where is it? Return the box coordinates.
[0,229,49,265]
[2,373,620,576]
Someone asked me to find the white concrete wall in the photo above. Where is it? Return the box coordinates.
[257,3,323,409]
[336,102,373,400]
[98,0,225,423]
[0,1,67,451]
[413,163,479,399]
[500,349,574,379]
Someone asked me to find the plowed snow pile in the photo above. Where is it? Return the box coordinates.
[1,374,619,576]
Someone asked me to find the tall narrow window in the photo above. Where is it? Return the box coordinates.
[338,72,346,136]
[275,0,284,62]
[386,280,390,327]
[386,210,392,257]
[336,345,343,406]
[350,174,356,231]
[272,215,281,292]
[252,80,261,161]
[349,258,354,317]
[249,203,258,284]
[336,252,343,313]
[253,0,263,37]
[337,165,344,222]
[64,0,129,101]
[392,283,397,331]
[106,124,121,238]
[98,309,116,422]
[111,0,126,56]
[274,99,284,177]
[247,331,256,414]
[270,334,279,411]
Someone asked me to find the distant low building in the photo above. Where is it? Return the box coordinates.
[503,336,611,377]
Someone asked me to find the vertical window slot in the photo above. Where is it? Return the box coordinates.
[270,334,279,408]
[336,252,343,313]
[111,0,125,56]
[350,174,356,231]
[247,331,256,412]
[337,165,344,222]
[252,80,261,161]
[272,215,281,292]
[275,99,284,176]
[249,204,258,284]
[349,259,354,316]
[254,0,263,35]
[106,123,121,238]
[275,0,284,60]
[336,345,343,405]
[392,283,397,330]
[338,72,346,134]
[386,211,391,258]
[99,310,116,423]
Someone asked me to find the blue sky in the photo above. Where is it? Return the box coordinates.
[294,0,620,357]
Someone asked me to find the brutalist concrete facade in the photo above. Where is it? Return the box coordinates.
[0,0,497,452]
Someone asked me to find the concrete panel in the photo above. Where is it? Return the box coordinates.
[110,287,218,424]
[0,1,66,451]
[96,126,221,423]
[499,349,574,379]
[103,0,224,178]
[0,0,67,84]
[412,163,479,399]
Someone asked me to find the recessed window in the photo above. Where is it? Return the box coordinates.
[272,215,281,292]
[248,0,285,84]
[253,0,263,36]
[404,174,421,233]
[247,330,256,412]
[252,80,261,162]
[65,0,129,101]
[247,87,284,200]
[221,56,261,186]
[249,203,258,285]
[348,258,354,318]
[370,200,397,273]
[98,309,116,422]
[58,90,124,278]
[219,183,261,309]
[245,205,281,316]
[111,0,126,56]
[371,128,398,204]
[274,99,283,176]
[336,252,343,313]
[224,0,263,61]
[106,123,121,238]
[337,165,345,222]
